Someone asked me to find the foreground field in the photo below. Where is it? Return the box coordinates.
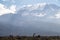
[0,35,60,40]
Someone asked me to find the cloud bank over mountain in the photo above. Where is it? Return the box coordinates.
[0,3,60,36]
[17,3,60,19]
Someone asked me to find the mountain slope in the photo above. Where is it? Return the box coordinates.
[0,21,60,36]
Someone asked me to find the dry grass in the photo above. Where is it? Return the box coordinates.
[0,35,60,40]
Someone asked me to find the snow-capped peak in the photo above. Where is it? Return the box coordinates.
[20,3,46,11]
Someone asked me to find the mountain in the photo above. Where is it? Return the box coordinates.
[0,21,60,36]
[0,4,60,36]
[10,3,60,25]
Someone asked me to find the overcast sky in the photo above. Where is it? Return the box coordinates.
[0,0,60,6]
[0,0,60,15]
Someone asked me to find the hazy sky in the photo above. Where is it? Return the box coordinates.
[0,0,60,15]
[0,0,60,6]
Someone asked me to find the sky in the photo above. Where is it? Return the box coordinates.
[0,0,60,5]
[0,0,60,15]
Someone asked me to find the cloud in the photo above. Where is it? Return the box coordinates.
[11,0,15,3]
[0,3,16,15]
[54,12,60,19]
[9,5,16,13]
[37,3,46,7]
[21,3,46,10]
[2,0,6,1]
[2,0,15,3]
[21,12,46,17]
[18,3,47,17]
[55,0,59,2]
[33,13,46,17]
[49,10,60,19]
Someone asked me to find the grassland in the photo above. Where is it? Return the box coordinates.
[0,35,60,40]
